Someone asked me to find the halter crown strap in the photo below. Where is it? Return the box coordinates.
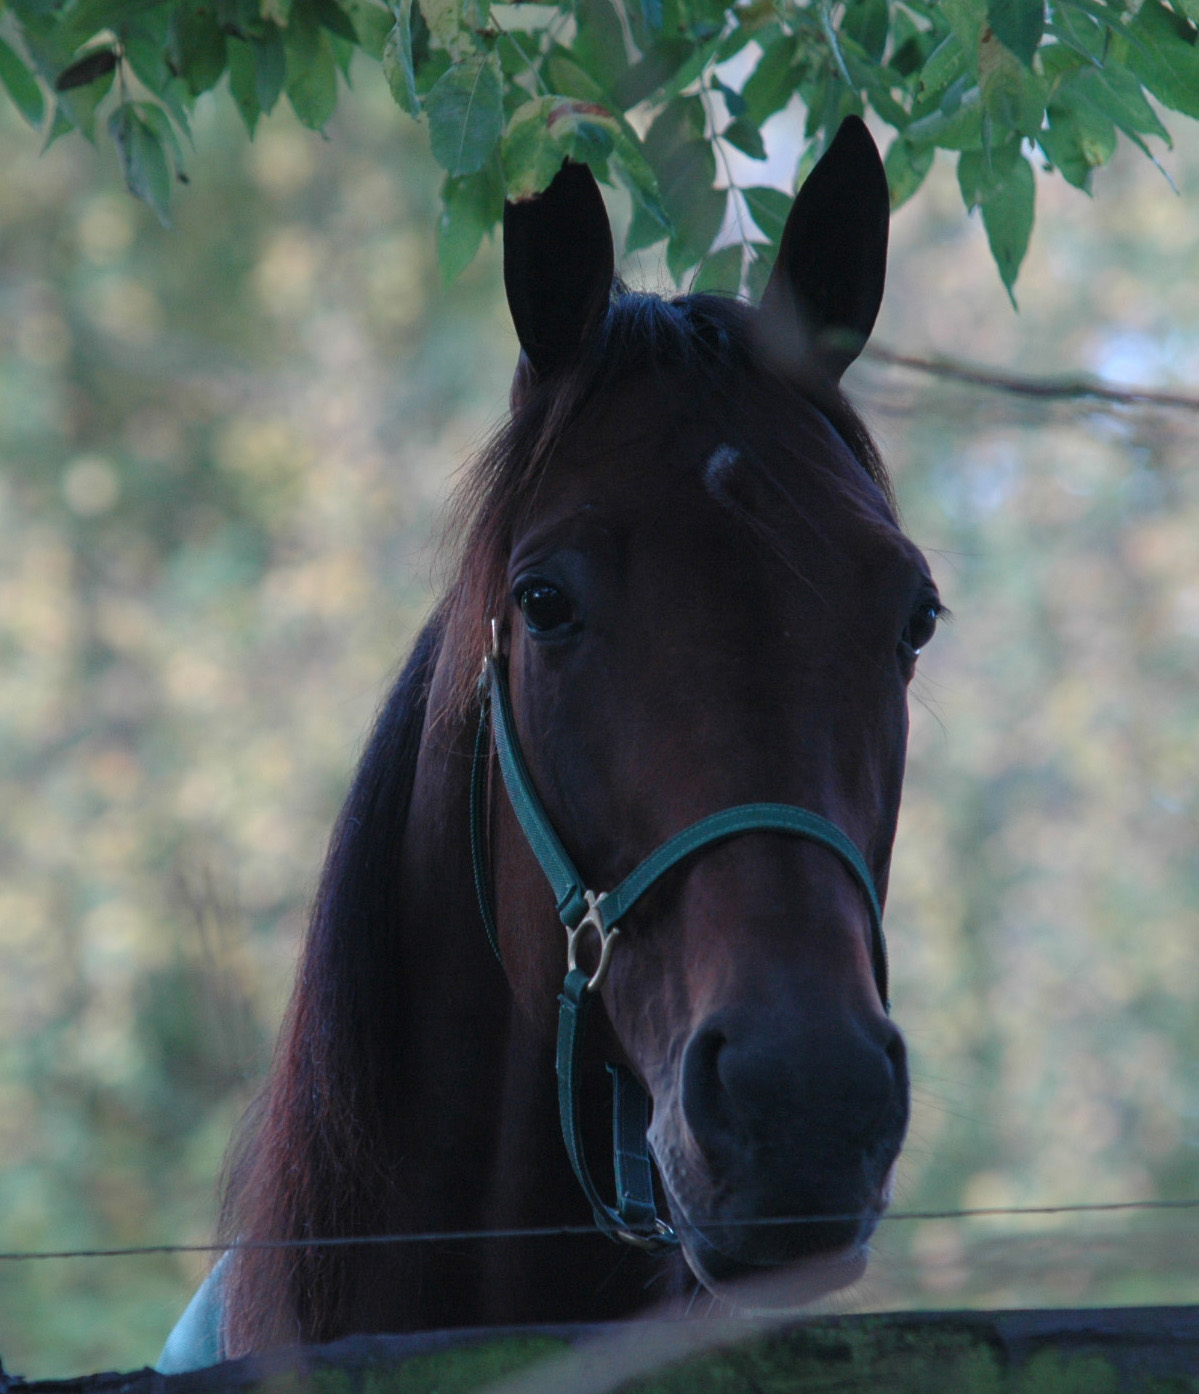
[471,651,890,1248]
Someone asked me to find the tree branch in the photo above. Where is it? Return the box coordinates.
[865,344,1199,413]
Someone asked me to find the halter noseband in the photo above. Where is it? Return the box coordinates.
[470,633,889,1250]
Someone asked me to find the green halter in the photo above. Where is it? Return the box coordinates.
[471,646,888,1249]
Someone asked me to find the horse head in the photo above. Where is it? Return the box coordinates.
[206,120,943,1362]
[478,118,935,1300]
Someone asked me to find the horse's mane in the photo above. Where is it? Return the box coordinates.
[218,613,444,1350]
[217,286,891,1354]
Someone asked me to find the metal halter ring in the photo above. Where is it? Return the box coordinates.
[614,1218,677,1251]
[567,889,619,992]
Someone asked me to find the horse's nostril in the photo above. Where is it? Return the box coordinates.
[680,1025,736,1164]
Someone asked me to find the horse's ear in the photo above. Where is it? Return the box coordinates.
[760,116,889,381]
[503,160,615,385]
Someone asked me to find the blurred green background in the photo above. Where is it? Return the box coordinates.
[1,69,1197,1377]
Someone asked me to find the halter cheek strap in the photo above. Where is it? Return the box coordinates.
[471,650,889,1248]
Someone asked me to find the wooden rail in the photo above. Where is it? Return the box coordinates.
[5,1307,1199,1394]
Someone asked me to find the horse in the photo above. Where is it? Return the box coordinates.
[158,114,940,1368]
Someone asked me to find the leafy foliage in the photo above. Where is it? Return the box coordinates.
[1,0,1197,289]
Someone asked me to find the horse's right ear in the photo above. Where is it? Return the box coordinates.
[759,116,889,381]
[503,160,614,389]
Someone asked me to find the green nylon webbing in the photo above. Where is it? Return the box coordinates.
[557,970,669,1241]
[601,803,887,1005]
[474,667,672,1244]
[488,657,590,929]
[470,693,502,964]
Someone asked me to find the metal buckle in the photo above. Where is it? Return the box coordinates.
[567,889,619,993]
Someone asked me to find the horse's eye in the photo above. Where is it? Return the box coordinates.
[902,601,941,656]
[519,582,574,634]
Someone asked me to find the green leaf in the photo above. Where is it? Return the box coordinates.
[1127,0,1199,119]
[721,117,766,160]
[891,27,934,79]
[628,0,664,47]
[417,49,452,94]
[940,0,987,52]
[502,96,618,198]
[419,0,467,58]
[959,144,1034,301]
[1046,3,1105,63]
[502,96,577,198]
[1038,41,1089,83]
[167,4,228,97]
[570,0,637,94]
[340,0,394,60]
[383,0,420,116]
[917,34,968,102]
[426,53,504,177]
[59,0,165,38]
[251,27,287,114]
[1038,98,1115,189]
[122,10,177,97]
[957,136,1019,206]
[609,124,670,232]
[625,199,669,255]
[656,35,727,108]
[109,101,172,225]
[905,82,983,149]
[743,185,792,244]
[227,36,261,134]
[438,160,503,281]
[839,39,910,127]
[136,100,186,176]
[0,36,45,127]
[286,33,339,129]
[741,34,798,125]
[986,0,1045,65]
[1069,65,1170,143]
[841,0,889,60]
[216,0,270,40]
[692,243,742,293]
[610,38,692,108]
[712,76,746,119]
[315,0,360,42]
[643,99,725,278]
[979,25,1047,134]
[884,136,935,209]
[546,50,611,105]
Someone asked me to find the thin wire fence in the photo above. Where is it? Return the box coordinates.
[4,1199,1199,1263]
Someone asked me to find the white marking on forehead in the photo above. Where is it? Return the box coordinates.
[703,443,741,497]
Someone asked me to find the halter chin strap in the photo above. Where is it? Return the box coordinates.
[471,649,889,1249]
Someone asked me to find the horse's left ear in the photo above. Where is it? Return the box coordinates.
[760,116,889,380]
[504,160,615,385]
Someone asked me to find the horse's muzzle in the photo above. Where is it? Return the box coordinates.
[650,1006,908,1285]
